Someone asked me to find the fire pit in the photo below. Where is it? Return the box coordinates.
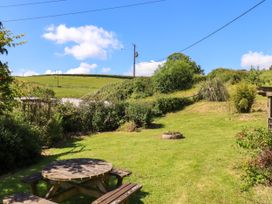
[162,131,184,139]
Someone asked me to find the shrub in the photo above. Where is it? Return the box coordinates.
[236,127,272,189]
[0,116,41,174]
[197,78,229,101]
[152,97,193,116]
[193,74,207,84]
[126,103,153,127]
[232,83,256,113]
[57,103,83,133]
[91,102,126,132]
[152,60,194,93]
[167,52,204,74]
[131,77,154,99]
[42,113,64,147]
[85,77,154,102]
[80,101,126,132]
[247,67,263,86]
[208,68,247,84]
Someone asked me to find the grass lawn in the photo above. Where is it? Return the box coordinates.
[16,75,126,98]
[1,101,272,203]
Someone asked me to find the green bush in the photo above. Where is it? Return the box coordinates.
[57,103,83,133]
[208,68,247,84]
[42,113,64,147]
[0,116,41,174]
[152,97,193,116]
[236,128,272,189]
[86,77,154,102]
[152,60,194,93]
[91,102,126,132]
[131,77,154,99]
[197,78,229,101]
[126,103,153,127]
[80,101,126,132]
[233,83,256,113]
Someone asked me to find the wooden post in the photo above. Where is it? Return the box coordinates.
[268,96,272,130]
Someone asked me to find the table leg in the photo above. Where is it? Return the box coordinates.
[45,183,60,199]
[96,180,108,193]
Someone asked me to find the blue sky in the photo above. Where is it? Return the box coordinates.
[0,0,272,76]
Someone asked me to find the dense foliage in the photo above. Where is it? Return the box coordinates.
[197,78,229,101]
[152,60,194,93]
[247,67,263,86]
[236,128,272,189]
[232,83,256,113]
[87,77,154,102]
[126,103,153,127]
[152,97,193,116]
[167,52,204,74]
[0,116,41,174]
[208,68,247,84]
[0,22,24,114]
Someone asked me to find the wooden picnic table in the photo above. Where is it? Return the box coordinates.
[42,158,113,202]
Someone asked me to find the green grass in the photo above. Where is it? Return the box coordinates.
[1,101,272,203]
[16,75,126,98]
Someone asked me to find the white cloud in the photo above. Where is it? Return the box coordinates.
[129,60,165,76]
[43,24,122,60]
[45,70,62,74]
[12,69,39,76]
[65,62,97,74]
[241,51,272,69]
[102,67,111,73]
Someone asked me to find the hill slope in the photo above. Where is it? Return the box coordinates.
[16,75,129,98]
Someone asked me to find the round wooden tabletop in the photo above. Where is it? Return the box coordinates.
[42,158,113,182]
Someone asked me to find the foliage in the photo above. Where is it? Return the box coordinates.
[232,83,256,113]
[57,103,83,133]
[247,67,263,86]
[0,116,41,174]
[193,74,207,84]
[152,97,193,116]
[0,22,24,114]
[86,77,154,102]
[42,113,63,147]
[167,52,204,74]
[126,102,153,127]
[152,60,194,93]
[131,77,154,99]
[80,101,126,132]
[91,102,126,132]
[236,128,272,189]
[208,68,247,84]
[197,78,229,101]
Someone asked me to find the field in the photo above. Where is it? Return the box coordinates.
[1,99,272,204]
[16,75,128,98]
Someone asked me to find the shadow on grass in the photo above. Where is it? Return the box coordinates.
[148,123,165,129]
[0,138,87,201]
[0,137,149,204]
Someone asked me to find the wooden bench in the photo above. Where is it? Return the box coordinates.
[109,168,131,187]
[3,193,57,204]
[92,183,142,204]
[21,172,48,196]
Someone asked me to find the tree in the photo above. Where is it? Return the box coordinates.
[167,52,204,74]
[0,22,24,114]
[152,60,194,93]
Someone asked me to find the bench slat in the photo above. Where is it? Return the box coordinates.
[21,172,43,184]
[109,169,131,178]
[3,193,57,204]
[113,184,142,203]
[92,183,142,204]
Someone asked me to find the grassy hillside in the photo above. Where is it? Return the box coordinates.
[1,99,271,203]
[16,75,129,98]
